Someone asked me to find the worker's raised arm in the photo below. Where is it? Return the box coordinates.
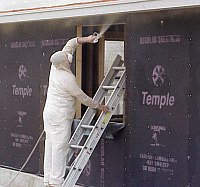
[62,35,97,54]
[62,38,79,55]
[77,35,97,44]
[66,76,109,113]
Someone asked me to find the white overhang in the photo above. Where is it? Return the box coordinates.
[0,0,200,24]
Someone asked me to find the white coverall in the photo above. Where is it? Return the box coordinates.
[43,38,99,187]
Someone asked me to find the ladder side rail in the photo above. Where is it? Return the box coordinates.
[92,55,122,101]
[66,75,119,164]
[67,57,123,148]
[83,71,126,150]
[110,54,123,68]
[69,108,96,141]
[79,71,125,161]
[72,68,125,150]
[70,55,123,134]
[72,55,123,134]
[66,109,96,165]
[66,65,125,166]
[64,70,125,181]
[104,71,126,114]
[70,108,96,142]
[66,84,110,162]
[63,55,124,185]
[66,86,110,166]
[92,70,119,100]
[62,72,126,187]
[62,122,106,187]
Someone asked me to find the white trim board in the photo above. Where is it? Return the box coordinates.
[0,0,200,24]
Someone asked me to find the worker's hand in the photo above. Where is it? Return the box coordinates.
[77,35,97,44]
[98,104,110,114]
[86,35,97,43]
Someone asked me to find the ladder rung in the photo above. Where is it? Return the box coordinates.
[66,166,71,170]
[112,67,125,71]
[81,125,94,129]
[115,76,121,79]
[102,86,115,90]
[70,145,84,149]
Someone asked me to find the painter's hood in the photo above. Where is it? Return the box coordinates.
[0,0,200,24]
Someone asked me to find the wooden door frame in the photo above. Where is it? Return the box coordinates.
[75,25,105,118]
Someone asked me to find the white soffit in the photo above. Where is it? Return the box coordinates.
[0,0,200,23]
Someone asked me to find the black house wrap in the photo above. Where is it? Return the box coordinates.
[0,7,200,187]
[0,21,75,173]
[125,9,200,187]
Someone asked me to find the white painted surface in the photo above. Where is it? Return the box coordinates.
[1,0,145,11]
[0,0,199,23]
[0,167,43,187]
[0,167,82,187]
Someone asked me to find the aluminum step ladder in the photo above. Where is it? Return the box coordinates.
[62,54,126,187]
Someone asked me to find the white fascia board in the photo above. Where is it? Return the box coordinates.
[0,0,200,24]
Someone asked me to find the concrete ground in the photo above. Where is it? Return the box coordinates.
[0,167,82,187]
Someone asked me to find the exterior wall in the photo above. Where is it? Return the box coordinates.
[0,14,126,185]
[0,20,76,174]
[125,8,200,187]
[0,7,200,187]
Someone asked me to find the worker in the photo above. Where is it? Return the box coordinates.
[43,34,109,187]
